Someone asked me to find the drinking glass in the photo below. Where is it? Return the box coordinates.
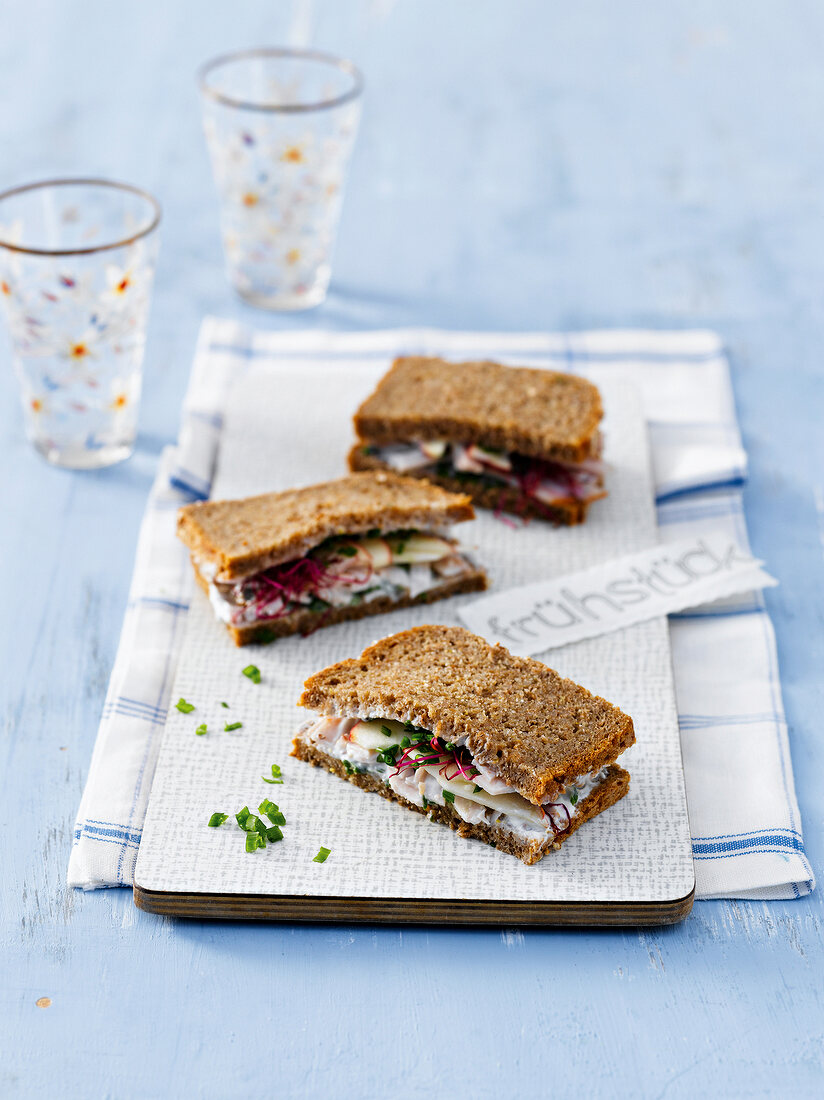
[199,48,363,311]
[0,178,161,469]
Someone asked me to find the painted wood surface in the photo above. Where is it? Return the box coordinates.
[1,2,822,1096]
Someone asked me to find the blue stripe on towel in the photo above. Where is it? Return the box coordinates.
[693,833,807,857]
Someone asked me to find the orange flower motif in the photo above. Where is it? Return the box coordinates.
[242,192,260,207]
[281,146,305,164]
[69,342,90,360]
[110,393,128,410]
[114,275,131,295]
[30,398,43,413]
[285,248,301,265]
[1,280,11,296]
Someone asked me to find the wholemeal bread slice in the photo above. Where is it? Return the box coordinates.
[177,470,475,581]
[349,446,594,525]
[292,737,630,865]
[299,624,635,805]
[352,356,603,463]
[191,562,487,646]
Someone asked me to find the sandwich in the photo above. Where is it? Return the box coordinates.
[348,356,607,524]
[176,472,487,645]
[292,625,634,864]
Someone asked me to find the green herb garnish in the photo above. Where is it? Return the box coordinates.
[242,665,261,684]
[343,760,356,775]
[258,799,285,826]
[266,825,283,843]
[195,724,208,736]
[207,812,228,827]
[246,833,265,853]
[568,786,579,806]
[367,528,380,537]
[380,724,393,738]
[313,847,331,863]
[376,746,398,767]
[175,698,195,713]
[261,763,283,784]
[337,544,358,557]
[473,785,482,793]
[224,721,243,731]
[443,790,455,804]
[221,701,229,708]
[236,806,251,829]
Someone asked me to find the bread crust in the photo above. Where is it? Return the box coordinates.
[348,446,601,525]
[193,565,488,647]
[291,736,630,865]
[178,471,475,581]
[299,625,635,804]
[352,356,603,463]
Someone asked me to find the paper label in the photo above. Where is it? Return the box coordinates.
[458,532,777,656]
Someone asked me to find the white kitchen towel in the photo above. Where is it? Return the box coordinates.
[68,320,814,900]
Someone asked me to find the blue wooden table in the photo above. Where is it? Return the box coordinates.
[2,2,822,1095]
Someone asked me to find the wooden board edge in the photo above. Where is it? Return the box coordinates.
[133,881,695,927]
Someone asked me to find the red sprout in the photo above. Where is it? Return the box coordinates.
[232,546,374,624]
[541,801,572,836]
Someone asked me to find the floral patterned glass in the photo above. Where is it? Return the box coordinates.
[0,179,161,469]
[199,48,363,311]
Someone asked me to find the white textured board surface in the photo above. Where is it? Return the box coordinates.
[135,363,694,904]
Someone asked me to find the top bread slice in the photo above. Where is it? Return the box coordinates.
[299,624,635,805]
[177,471,475,582]
[353,356,603,463]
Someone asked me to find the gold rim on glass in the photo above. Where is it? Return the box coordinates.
[198,47,364,114]
[0,177,162,257]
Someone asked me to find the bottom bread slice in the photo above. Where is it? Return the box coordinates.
[291,737,630,865]
[348,449,598,525]
[194,566,488,646]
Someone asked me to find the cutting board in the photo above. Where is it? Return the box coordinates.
[133,362,695,925]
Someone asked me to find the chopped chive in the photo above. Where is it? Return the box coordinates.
[337,544,358,557]
[367,528,380,538]
[221,701,229,708]
[224,721,243,731]
[246,832,265,853]
[343,759,355,775]
[261,763,283,784]
[443,790,455,804]
[235,806,251,829]
[473,785,482,793]
[252,815,268,837]
[175,698,195,713]
[569,787,579,806]
[266,825,283,843]
[400,736,411,748]
[242,665,261,684]
[261,775,283,784]
[195,724,208,736]
[422,796,429,808]
[313,847,331,863]
[207,812,228,827]
[380,724,393,738]
[258,799,285,825]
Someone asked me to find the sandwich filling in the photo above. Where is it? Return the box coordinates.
[360,439,605,513]
[198,530,477,628]
[297,715,610,844]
